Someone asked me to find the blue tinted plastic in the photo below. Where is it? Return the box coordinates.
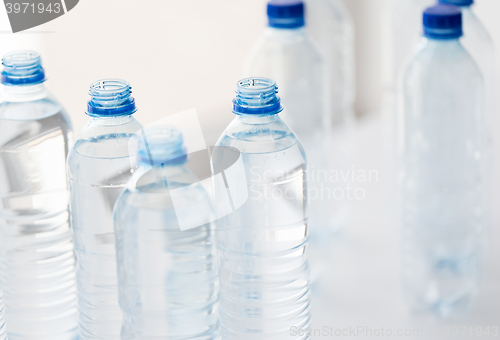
[215,77,311,337]
[1,50,46,86]
[87,79,137,117]
[423,4,463,39]
[267,1,305,29]
[138,126,188,166]
[114,126,219,339]
[232,77,283,115]
[438,0,473,7]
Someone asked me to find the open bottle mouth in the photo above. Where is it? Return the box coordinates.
[137,126,188,166]
[87,79,137,117]
[233,77,283,115]
[1,50,46,86]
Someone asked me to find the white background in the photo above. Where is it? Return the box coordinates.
[2,0,500,137]
[1,0,499,338]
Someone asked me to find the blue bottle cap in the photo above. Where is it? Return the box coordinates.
[438,0,473,7]
[87,79,138,117]
[1,50,46,86]
[267,0,305,29]
[423,4,463,40]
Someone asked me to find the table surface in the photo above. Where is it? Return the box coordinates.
[309,114,500,339]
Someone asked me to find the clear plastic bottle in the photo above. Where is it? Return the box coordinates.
[397,5,484,317]
[304,0,355,124]
[389,0,436,89]
[0,284,7,340]
[438,0,496,236]
[0,51,77,340]
[245,0,342,246]
[438,0,495,100]
[213,77,311,339]
[113,126,220,340]
[67,80,143,340]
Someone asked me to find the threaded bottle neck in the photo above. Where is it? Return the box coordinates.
[1,50,46,86]
[87,79,137,117]
[232,77,283,115]
[137,126,187,166]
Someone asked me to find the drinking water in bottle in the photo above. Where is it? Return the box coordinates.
[67,80,143,339]
[0,51,77,340]
[213,77,311,339]
[397,5,485,317]
[245,0,344,247]
[113,126,220,340]
[0,284,6,340]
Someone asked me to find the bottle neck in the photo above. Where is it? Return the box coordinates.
[266,26,306,39]
[89,114,135,126]
[233,78,283,116]
[87,79,137,117]
[236,113,280,125]
[460,7,474,21]
[0,83,49,102]
[423,37,462,48]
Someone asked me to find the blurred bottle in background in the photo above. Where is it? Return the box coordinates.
[67,80,143,340]
[213,78,311,339]
[113,126,220,340]
[0,284,7,340]
[305,0,355,125]
[245,0,352,282]
[383,0,434,125]
[438,0,496,237]
[397,5,485,317]
[388,0,435,92]
[438,0,494,99]
[0,51,77,340]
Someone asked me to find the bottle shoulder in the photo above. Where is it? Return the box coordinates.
[462,8,494,47]
[116,165,211,211]
[0,89,69,122]
[403,40,482,84]
[305,0,353,24]
[69,116,142,160]
[216,115,305,157]
[248,29,323,62]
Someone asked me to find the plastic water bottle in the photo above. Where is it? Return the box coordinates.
[438,1,495,108]
[397,5,485,317]
[304,0,355,124]
[388,0,435,90]
[67,79,143,339]
[113,126,220,339]
[0,51,77,339]
[0,284,7,340]
[438,0,496,235]
[245,0,343,245]
[213,77,311,339]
